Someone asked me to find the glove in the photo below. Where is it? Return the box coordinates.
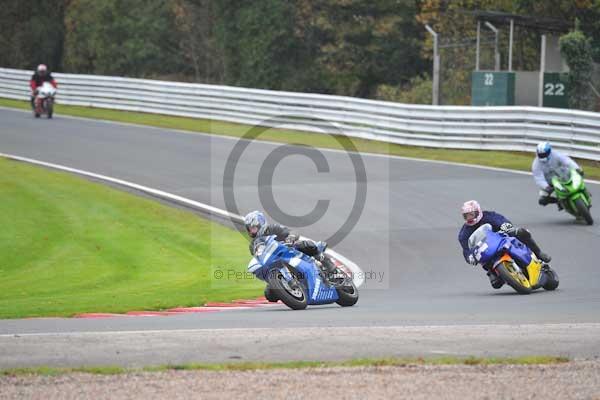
[499,222,516,235]
[467,254,478,266]
[284,234,298,246]
[315,241,328,254]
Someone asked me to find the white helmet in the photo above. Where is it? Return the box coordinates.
[36,64,48,75]
[461,200,482,226]
[536,141,552,163]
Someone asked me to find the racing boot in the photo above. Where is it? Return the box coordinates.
[314,241,335,274]
[319,253,336,274]
[515,228,551,263]
[537,252,552,263]
[487,271,504,289]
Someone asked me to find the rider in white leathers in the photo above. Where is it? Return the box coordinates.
[532,142,583,207]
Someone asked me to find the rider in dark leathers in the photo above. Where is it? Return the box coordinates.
[247,221,323,260]
[244,211,336,301]
[30,64,57,111]
[458,200,551,289]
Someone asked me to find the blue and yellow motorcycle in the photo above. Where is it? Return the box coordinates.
[468,224,559,294]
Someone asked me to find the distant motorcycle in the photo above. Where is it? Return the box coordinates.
[468,224,559,294]
[248,235,359,310]
[34,82,56,119]
[550,168,593,225]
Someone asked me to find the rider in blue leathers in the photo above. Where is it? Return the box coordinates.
[458,200,551,289]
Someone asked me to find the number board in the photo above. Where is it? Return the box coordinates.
[471,72,515,106]
[543,73,569,108]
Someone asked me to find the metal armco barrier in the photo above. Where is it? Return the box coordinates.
[2,67,599,160]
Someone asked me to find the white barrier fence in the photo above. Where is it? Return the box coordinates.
[2,67,600,160]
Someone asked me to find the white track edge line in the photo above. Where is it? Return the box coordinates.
[0,152,365,287]
[2,323,599,338]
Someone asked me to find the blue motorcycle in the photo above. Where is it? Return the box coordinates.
[248,235,359,310]
[468,224,559,294]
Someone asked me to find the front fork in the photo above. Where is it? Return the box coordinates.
[34,97,44,114]
[279,265,294,282]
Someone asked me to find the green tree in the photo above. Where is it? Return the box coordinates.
[63,0,181,77]
[516,0,600,61]
[215,0,303,90]
[417,0,516,105]
[172,0,224,83]
[0,0,66,71]
[311,0,425,97]
[214,0,425,96]
[560,25,594,110]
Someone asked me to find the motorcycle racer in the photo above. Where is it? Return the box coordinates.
[244,210,336,273]
[458,200,551,289]
[30,64,57,111]
[533,142,585,207]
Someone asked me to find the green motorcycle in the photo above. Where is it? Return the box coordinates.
[551,169,593,225]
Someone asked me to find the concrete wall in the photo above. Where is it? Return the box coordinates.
[513,36,570,106]
[515,71,540,106]
[545,35,569,73]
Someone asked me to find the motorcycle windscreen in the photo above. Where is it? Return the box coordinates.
[468,224,503,264]
[255,236,280,265]
[554,165,572,183]
[249,236,282,281]
[569,169,585,192]
[247,257,270,281]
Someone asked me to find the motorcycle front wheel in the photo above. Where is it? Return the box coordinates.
[268,270,307,310]
[574,198,593,225]
[495,261,532,295]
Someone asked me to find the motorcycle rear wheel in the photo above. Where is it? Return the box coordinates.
[542,267,560,291]
[268,270,307,310]
[335,281,359,307]
[47,100,53,119]
[495,262,532,294]
[574,198,593,225]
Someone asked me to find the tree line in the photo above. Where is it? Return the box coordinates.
[1,0,599,107]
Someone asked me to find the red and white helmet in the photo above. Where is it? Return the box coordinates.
[36,64,48,75]
[461,200,482,226]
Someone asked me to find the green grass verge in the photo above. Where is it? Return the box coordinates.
[2,98,599,180]
[0,157,261,319]
[0,356,569,376]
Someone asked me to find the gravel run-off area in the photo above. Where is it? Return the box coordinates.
[2,361,600,400]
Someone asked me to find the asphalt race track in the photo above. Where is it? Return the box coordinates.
[1,108,599,367]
